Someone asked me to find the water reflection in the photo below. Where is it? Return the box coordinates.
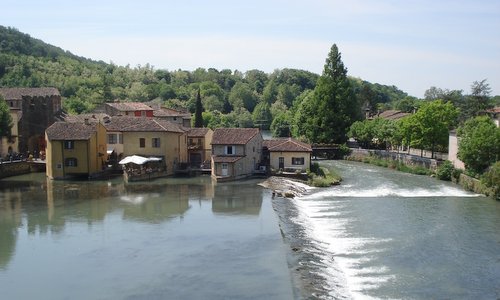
[0,175,266,269]
[212,181,263,215]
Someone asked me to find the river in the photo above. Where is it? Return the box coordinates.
[1,161,499,299]
[273,160,500,299]
[0,175,293,299]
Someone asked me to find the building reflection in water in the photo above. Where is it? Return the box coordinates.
[211,180,263,216]
[0,174,265,269]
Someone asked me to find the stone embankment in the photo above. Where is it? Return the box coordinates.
[259,176,313,198]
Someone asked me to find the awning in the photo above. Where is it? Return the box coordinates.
[118,155,162,165]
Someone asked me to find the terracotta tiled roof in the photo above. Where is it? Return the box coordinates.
[106,102,154,112]
[63,113,110,123]
[153,107,191,118]
[188,128,210,137]
[263,138,312,152]
[212,155,244,163]
[376,110,410,120]
[212,128,260,145]
[485,107,500,114]
[46,122,97,140]
[103,116,185,133]
[0,87,60,100]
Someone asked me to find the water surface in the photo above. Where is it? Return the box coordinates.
[0,174,293,299]
[274,160,500,299]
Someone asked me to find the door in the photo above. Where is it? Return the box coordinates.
[221,163,228,176]
[279,157,284,170]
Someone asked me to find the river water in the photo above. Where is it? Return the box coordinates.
[1,162,499,299]
[273,160,500,299]
[0,175,293,299]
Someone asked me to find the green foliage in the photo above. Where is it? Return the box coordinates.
[307,164,341,187]
[300,44,361,143]
[0,96,13,137]
[436,160,454,181]
[270,111,292,137]
[458,116,500,174]
[481,162,500,199]
[194,89,203,128]
[252,102,272,130]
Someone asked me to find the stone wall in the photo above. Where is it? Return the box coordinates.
[348,148,440,171]
[0,161,32,179]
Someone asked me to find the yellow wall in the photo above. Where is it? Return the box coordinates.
[0,111,20,156]
[269,151,311,172]
[46,123,106,179]
[122,131,187,175]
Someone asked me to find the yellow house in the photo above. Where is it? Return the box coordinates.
[45,120,107,179]
[187,128,213,167]
[263,138,312,173]
[103,116,188,175]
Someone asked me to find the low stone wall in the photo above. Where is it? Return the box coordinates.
[348,148,440,171]
[0,161,32,179]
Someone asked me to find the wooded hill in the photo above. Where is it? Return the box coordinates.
[0,25,412,130]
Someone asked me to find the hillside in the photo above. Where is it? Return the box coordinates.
[0,25,412,128]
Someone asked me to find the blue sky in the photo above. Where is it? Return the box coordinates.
[3,0,500,97]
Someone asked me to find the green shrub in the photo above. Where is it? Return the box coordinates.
[481,162,500,200]
[436,160,454,181]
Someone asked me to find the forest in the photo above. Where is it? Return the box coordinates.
[0,25,411,134]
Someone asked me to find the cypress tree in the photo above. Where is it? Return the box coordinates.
[194,89,203,128]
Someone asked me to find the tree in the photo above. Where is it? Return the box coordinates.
[458,116,500,175]
[194,89,203,128]
[0,96,13,137]
[300,44,361,143]
[271,111,292,137]
[462,79,493,120]
[411,100,459,157]
[228,82,258,112]
[252,102,272,130]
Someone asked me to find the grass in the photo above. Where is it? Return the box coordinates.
[308,164,342,187]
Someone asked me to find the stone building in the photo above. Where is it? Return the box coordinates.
[0,87,62,157]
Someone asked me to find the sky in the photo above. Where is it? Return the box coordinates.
[2,0,500,97]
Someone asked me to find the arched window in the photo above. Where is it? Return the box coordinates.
[65,158,78,167]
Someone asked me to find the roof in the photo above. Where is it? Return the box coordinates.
[153,107,191,118]
[46,122,98,140]
[63,113,110,123]
[263,138,312,152]
[106,102,154,112]
[485,107,500,114]
[375,110,410,120]
[0,87,60,100]
[103,116,185,133]
[188,128,211,137]
[211,128,260,145]
[211,155,244,163]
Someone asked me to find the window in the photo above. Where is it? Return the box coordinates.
[108,134,117,144]
[64,140,74,149]
[65,158,78,167]
[292,157,305,165]
[118,134,123,144]
[225,145,235,155]
[152,138,160,148]
[139,138,146,148]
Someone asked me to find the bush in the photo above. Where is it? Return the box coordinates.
[481,162,500,200]
[436,160,454,181]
